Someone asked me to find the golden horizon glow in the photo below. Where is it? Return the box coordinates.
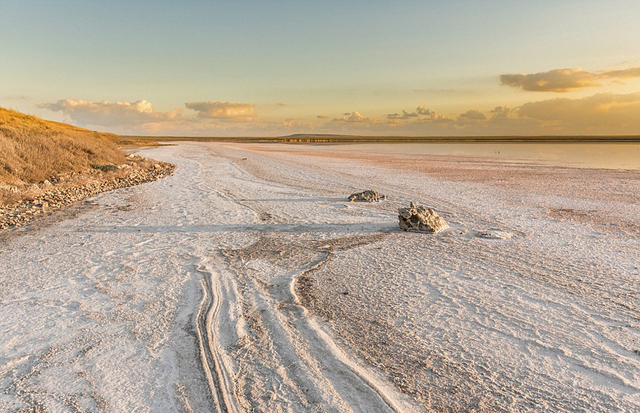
[2,1,640,136]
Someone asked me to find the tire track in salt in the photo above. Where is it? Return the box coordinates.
[194,263,241,413]
[221,233,418,412]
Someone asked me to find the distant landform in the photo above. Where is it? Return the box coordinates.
[120,134,640,143]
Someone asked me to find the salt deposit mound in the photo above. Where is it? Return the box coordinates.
[398,202,448,233]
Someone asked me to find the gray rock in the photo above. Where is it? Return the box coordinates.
[398,202,448,233]
[348,189,386,202]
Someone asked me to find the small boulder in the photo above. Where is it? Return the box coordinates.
[348,189,385,202]
[398,202,448,233]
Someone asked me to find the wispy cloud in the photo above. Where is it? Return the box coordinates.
[500,67,640,92]
[185,101,256,122]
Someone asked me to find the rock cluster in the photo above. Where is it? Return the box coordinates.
[398,202,448,233]
[348,189,386,202]
[0,161,175,230]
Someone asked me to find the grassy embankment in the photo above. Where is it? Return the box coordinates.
[0,108,159,205]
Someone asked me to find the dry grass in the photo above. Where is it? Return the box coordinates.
[0,108,125,185]
[0,107,127,204]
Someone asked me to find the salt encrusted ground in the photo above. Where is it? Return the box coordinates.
[1,142,638,412]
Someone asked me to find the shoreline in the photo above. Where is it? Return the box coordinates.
[0,158,175,231]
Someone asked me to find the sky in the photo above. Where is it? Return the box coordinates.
[2,0,640,136]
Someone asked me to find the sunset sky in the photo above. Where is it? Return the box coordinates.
[2,0,640,136]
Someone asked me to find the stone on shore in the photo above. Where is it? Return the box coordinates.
[348,189,386,202]
[398,202,448,233]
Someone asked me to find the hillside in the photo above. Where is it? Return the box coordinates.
[0,109,173,226]
[0,107,125,189]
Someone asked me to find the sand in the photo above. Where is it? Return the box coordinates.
[0,142,638,412]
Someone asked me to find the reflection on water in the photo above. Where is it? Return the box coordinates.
[326,142,640,170]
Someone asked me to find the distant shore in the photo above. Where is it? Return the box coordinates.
[119,134,640,144]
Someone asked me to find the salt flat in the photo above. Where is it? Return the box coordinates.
[1,142,639,412]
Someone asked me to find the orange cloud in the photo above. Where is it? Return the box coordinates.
[38,93,640,137]
[185,101,256,122]
[386,103,438,120]
[321,94,640,135]
[518,92,640,132]
[458,109,487,122]
[38,99,181,126]
[500,67,640,92]
[332,111,371,123]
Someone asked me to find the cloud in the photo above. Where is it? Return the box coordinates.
[185,101,256,121]
[601,67,640,79]
[416,103,434,116]
[322,93,640,135]
[386,103,435,120]
[500,67,640,92]
[457,109,487,123]
[386,110,419,120]
[324,106,456,134]
[276,103,286,107]
[38,93,640,137]
[517,92,640,133]
[38,99,181,126]
[282,118,311,128]
[489,105,512,117]
[333,111,371,123]
[38,98,265,135]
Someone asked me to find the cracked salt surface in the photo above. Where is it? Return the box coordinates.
[1,141,639,412]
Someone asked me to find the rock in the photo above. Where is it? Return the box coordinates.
[348,189,385,202]
[398,202,448,233]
